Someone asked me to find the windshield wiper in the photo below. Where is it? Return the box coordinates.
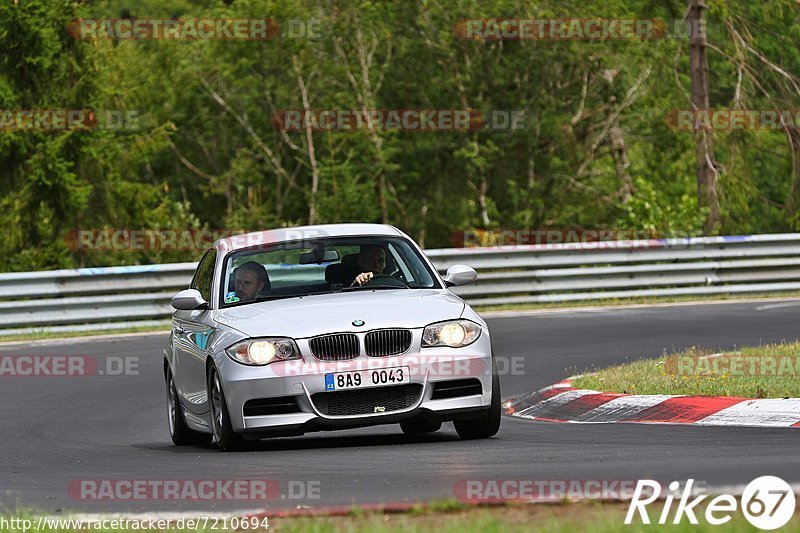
[253,290,337,302]
[342,285,410,292]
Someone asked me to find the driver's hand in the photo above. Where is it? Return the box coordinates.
[351,272,374,286]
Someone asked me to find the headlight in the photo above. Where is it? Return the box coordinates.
[225,338,300,366]
[422,320,481,348]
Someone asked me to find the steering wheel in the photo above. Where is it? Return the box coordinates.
[362,273,408,288]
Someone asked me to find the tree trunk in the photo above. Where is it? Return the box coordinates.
[786,130,800,227]
[293,58,319,225]
[688,0,721,234]
[418,202,428,249]
[609,126,634,204]
[478,178,490,226]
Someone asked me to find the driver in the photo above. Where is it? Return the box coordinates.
[350,245,387,287]
[234,261,269,301]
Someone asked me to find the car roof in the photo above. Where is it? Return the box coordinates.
[216,223,404,253]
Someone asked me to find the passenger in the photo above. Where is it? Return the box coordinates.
[234,261,269,301]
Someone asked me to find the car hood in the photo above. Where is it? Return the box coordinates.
[213,289,465,339]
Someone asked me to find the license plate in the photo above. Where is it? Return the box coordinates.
[324,366,411,391]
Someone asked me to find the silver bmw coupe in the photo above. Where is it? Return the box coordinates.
[163,223,500,451]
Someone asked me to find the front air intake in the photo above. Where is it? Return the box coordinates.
[365,329,412,357]
[309,333,360,360]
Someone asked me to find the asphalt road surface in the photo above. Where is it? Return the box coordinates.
[1,300,798,514]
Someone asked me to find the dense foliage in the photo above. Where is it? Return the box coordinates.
[1,0,799,270]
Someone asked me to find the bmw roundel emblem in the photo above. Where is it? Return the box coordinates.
[352,319,365,327]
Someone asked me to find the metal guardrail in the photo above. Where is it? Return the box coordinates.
[2,233,800,335]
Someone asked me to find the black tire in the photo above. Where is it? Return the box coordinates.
[208,365,253,452]
[454,359,502,440]
[400,418,442,435]
[166,370,212,447]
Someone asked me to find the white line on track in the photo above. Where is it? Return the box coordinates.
[756,301,800,311]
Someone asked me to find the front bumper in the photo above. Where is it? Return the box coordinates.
[215,331,494,437]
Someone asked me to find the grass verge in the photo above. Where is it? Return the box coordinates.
[3,501,798,532]
[572,342,800,398]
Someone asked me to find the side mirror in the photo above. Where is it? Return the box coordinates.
[443,265,478,287]
[171,289,209,311]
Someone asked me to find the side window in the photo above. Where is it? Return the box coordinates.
[191,249,217,303]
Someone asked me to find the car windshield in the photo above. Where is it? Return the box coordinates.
[220,236,440,307]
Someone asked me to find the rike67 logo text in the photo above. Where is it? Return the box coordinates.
[626,477,795,530]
